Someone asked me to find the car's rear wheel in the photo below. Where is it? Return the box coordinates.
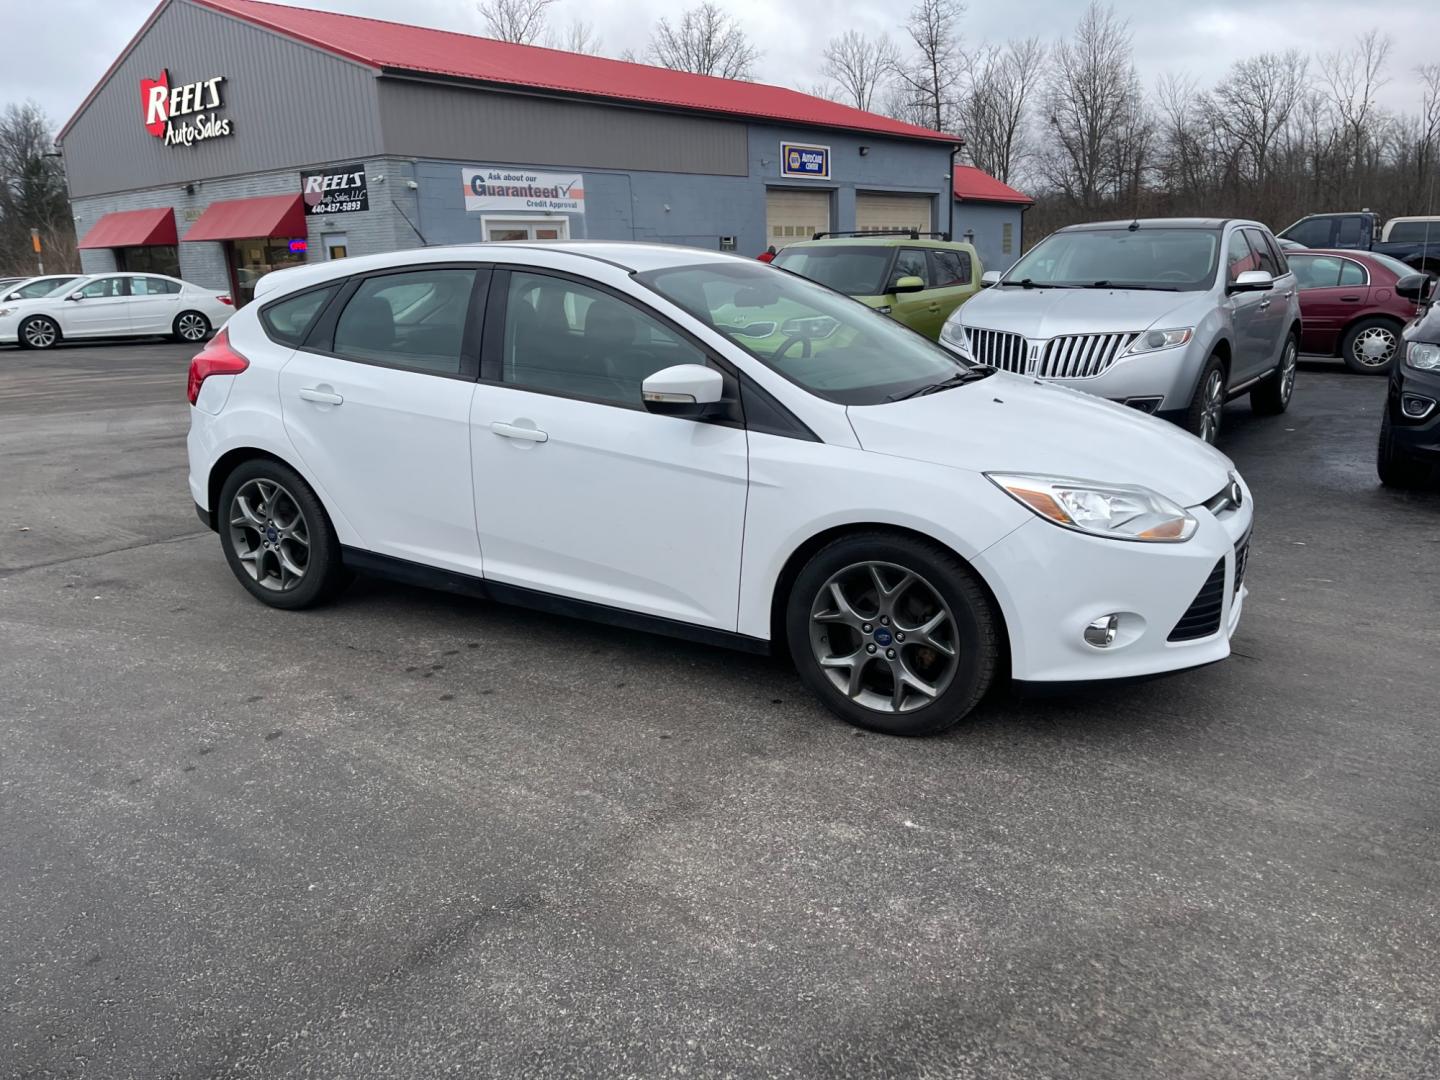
[217,459,346,609]
[1251,332,1298,414]
[1377,411,1431,488]
[1340,317,1402,375]
[1184,353,1227,443]
[786,532,999,736]
[18,315,59,350]
[173,311,211,343]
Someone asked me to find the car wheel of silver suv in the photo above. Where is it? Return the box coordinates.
[1183,353,1227,444]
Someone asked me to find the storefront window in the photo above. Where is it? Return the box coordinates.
[115,245,180,278]
[230,239,306,307]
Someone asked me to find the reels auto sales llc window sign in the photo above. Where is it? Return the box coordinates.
[141,69,233,148]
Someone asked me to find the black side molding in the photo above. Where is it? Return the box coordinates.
[195,501,216,532]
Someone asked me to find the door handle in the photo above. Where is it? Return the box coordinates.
[298,387,343,405]
[1258,299,1272,309]
[491,421,548,443]
[1283,290,1295,299]
[1339,295,1362,302]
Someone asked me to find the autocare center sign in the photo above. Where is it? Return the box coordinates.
[302,164,369,215]
[462,167,585,213]
[141,69,233,148]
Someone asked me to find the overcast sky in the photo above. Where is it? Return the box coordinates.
[7,0,1438,134]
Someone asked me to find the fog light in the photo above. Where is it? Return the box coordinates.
[1084,614,1120,648]
[1401,394,1435,419]
[1123,396,1163,415]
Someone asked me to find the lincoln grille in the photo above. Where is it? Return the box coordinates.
[967,327,1029,373]
[1037,333,1139,379]
[1168,557,1227,642]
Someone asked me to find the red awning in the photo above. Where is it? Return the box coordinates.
[184,194,307,242]
[77,207,178,249]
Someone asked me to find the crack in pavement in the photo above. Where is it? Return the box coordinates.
[0,531,211,579]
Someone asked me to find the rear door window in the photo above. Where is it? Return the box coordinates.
[890,249,931,289]
[332,268,479,376]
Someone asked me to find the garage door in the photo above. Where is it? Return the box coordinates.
[766,189,831,245]
[856,193,933,234]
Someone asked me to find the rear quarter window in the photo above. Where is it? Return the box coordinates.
[261,285,339,346]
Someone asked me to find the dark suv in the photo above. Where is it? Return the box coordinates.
[1377,276,1440,487]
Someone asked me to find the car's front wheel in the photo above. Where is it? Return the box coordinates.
[786,532,1000,736]
[1377,411,1431,488]
[173,311,211,343]
[217,459,347,609]
[18,315,60,350]
[1184,353,1227,443]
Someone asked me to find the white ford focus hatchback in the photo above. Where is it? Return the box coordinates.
[187,242,1253,736]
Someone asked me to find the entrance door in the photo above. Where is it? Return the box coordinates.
[322,233,349,261]
[229,239,305,307]
[482,217,570,242]
[765,189,831,248]
[856,193,933,235]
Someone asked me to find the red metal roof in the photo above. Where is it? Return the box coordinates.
[175,0,958,145]
[953,165,1032,206]
[77,207,178,249]
[184,193,306,241]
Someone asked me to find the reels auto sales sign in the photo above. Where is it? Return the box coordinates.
[302,164,369,215]
[463,167,584,213]
[141,69,233,148]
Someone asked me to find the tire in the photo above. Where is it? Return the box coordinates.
[785,531,1000,736]
[1183,353,1227,444]
[1376,411,1431,488]
[1251,332,1298,415]
[173,311,211,343]
[1340,317,1402,375]
[217,459,347,609]
[18,315,60,350]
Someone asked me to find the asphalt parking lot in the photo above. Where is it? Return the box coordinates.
[2,339,1438,1079]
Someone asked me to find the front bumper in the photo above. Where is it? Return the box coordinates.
[972,480,1253,683]
[1388,364,1440,462]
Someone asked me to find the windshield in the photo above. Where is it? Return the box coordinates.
[1004,228,1221,291]
[638,261,969,405]
[12,277,80,300]
[770,246,893,296]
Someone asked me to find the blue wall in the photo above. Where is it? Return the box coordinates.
[952,201,1028,276]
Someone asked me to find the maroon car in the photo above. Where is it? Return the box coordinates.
[1289,249,1428,374]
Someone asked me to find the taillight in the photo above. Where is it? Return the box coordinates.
[187,328,249,405]
[217,294,234,306]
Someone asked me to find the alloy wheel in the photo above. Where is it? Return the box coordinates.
[228,478,310,592]
[22,319,56,349]
[808,561,959,714]
[1351,326,1397,369]
[178,313,208,342]
[1200,369,1225,443]
[1279,338,1298,401]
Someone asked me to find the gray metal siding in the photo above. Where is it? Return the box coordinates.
[378,80,748,177]
[952,201,1027,274]
[63,0,381,198]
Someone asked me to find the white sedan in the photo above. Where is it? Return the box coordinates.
[0,272,234,349]
[186,243,1253,736]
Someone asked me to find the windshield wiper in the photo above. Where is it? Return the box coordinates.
[1006,278,1079,289]
[1082,281,1179,291]
[888,366,996,401]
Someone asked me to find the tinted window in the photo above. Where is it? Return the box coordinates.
[890,249,930,288]
[1369,252,1422,279]
[78,277,126,299]
[1006,228,1220,290]
[1243,229,1280,276]
[1282,218,1334,247]
[262,285,339,346]
[13,277,78,299]
[333,269,476,375]
[503,271,709,407]
[1338,260,1368,286]
[1385,221,1437,244]
[771,246,893,296]
[1289,256,1343,289]
[130,277,180,296]
[1335,216,1366,247]
[1226,231,1257,283]
[929,249,972,288]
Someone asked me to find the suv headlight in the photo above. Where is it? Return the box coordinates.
[986,473,1198,542]
[1407,342,1440,371]
[1125,328,1193,355]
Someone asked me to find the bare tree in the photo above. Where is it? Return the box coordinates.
[1207,51,1309,189]
[821,31,899,112]
[892,0,965,132]
[547,20,602,55]
[1320,29,1392,204]
[958,37,1043,183]
[477,0,556,45]
[0,102,76,276]
[647,3,759,80]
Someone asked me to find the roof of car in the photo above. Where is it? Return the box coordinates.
[779,236,975,251]
[1060,218,1251,232]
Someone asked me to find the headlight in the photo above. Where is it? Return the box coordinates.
[986,473,1198,542]
[1125,327,1193,355]
[1407,342,1440,371]
[940,317,969,350]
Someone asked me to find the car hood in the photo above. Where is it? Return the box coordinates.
[957,285,1209,338]
[847,372,1233,507]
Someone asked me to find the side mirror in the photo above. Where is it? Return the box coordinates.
[891,275,926,294]
[1230,270,1274,293]
[1395,273,1434,302]
[66,292,84,301]
[981,270,1002,288]
[641,364,724,418]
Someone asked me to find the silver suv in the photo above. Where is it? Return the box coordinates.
[940,218,1301,443]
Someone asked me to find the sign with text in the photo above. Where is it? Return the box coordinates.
[302,163,369,215]
[463,167,585,213]
[141,69,233,149]
[780,142,830,180]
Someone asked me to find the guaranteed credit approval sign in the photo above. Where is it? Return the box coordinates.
[463,167,585,213]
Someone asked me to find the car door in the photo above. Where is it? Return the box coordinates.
[125,276,182,334]
[468,268,748,629]
[926,248,978,330]
[886,248,941,337]
[1242,228,1293,370]
[1222,231,1270,382]
[60,276,133,337]
[276,264,488,575]
[1289,254,1363,354]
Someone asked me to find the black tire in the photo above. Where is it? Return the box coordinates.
[1340,317,1403,375]
[1183,352,1227,443]
[1377,411,1431,488]
[172,311,211,343]
[785,531,1000,736]
[18,315,60,350]
[217,458,347,609]
[1251,331,1298,415]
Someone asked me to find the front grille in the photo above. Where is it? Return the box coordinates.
[967,327,1029,373]
[1168,557,1227,642]
[1233,531,1250,595]
[1037,333,1138,379]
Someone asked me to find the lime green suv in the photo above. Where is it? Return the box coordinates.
[771,232,983,340]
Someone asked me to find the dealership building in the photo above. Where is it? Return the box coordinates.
[60,0,984,305]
